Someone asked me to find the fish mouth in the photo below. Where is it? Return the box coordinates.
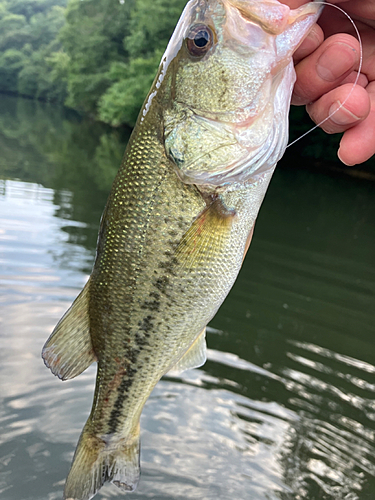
[184,98,269,146]
[225,0,324,35]
[225,0,291,35]
[169,103,282,187]
[183,100,261,129]
[164,0,324,188]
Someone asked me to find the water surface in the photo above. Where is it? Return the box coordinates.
[1,94,375,500]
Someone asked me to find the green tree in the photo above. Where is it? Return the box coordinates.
[59,0,134,117]
[0,48,26,92]
[17,6,67,101]
[98,0,186,127]
[98,54,162,127]
[8,0,66,20]
[0,0,68,101]
[0,0,187,125]
[0,12,28,52]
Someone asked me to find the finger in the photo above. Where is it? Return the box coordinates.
[291,34,360,105]
[293,24,324,63]
[341,70,369,88]
[338,81,375,165]
[318,12,375,81]
[278,0,324,62]
[306,83,370,134]
[279,0,308,8]
[319,1,375,25]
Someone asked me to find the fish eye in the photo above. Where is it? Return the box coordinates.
[186,24,214,57]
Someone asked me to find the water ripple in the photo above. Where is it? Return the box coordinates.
[1,170,375,500]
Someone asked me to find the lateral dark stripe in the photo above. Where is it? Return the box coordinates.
[107,253,176,434]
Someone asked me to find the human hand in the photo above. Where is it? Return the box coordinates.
[282,0,375,166]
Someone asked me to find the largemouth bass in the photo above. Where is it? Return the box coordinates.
[42,1,323,498]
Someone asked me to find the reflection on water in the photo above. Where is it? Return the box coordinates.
[0,94,375,500]
[0,94,130,265]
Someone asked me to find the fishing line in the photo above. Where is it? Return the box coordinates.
[287,1,363,148]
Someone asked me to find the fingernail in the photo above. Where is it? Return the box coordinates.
[338,148,354,166]
[317,43,357,82]
[329,101,360,126]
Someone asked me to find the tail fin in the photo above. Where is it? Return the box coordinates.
[64,422,140,500]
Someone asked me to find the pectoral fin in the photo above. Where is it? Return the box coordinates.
[168,327,207,374]
[42,282,97,380]
[176,196,236,268]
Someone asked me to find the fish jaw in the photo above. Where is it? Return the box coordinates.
[226,0,325,36]
[154,0,323,187]
[165,61,296,187]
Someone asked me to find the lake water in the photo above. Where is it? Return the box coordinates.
[0,94,375,500]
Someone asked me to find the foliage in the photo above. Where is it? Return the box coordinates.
[0,0,67,101]
[0,0,373,166]
[0,0,186,123]
[58,0,135,116]
[98,54,163,128]
[96,0,186,127]
[60,0,186,123]
[0,93,130,259]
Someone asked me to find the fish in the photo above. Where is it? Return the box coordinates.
[42,1,323,499]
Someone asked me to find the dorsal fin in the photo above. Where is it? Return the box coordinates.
[42,282,97,380]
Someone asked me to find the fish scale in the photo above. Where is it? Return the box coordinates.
[88,109,229,436]
[41,1,324,498]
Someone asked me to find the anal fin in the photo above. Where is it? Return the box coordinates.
[168,327,207,375]
[42,282,97,380]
